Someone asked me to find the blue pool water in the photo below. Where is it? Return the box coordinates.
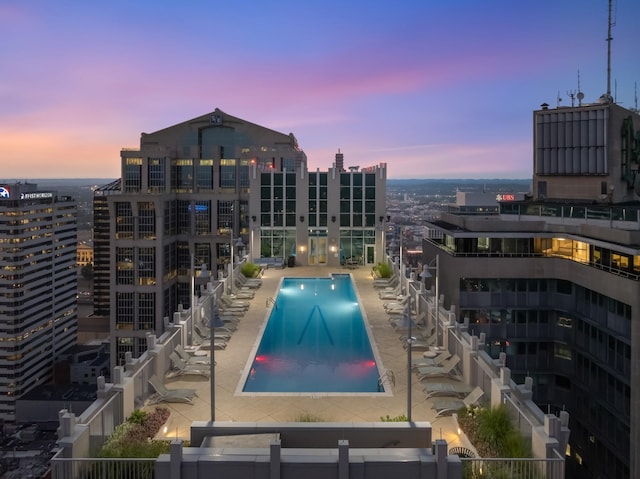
[242,275,384,393]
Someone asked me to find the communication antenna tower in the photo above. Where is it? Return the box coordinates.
[605,0,617,101]
[577,70,584,106]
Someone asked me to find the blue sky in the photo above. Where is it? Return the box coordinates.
[1,0,638,179]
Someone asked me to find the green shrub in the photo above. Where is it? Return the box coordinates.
[127,409,147,425]
[457,404,531,459]
[98,407,171,458]
[380,414,408,422]
[293,412,325,422]
[375,262,392,278]
[240,262,261,278]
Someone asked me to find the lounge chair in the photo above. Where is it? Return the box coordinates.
[423,381,474,399]
[169,352,211,378]
[148,374,197,404]
[391,318,428,335]
[192,324,231,349]
[216,302,247,315]
[431,386,484,417]
[175,344,212,365]
[415,356,461,381]
[383,296,409,310]
[219,295,250,309]
[231,288,255,299]
[411,351,452,369]
[378,287,402,300]
[373,276,398,289]
[403,333,436,350]
[238,274,262,287]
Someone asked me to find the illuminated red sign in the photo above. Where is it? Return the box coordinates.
[496,194,515,201]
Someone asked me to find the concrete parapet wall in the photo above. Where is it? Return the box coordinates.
[190,421,433,449]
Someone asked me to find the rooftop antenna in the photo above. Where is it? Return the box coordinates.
[605,0,616,101]
[577,70,584,106]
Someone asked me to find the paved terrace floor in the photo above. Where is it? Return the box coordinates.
[150,264,474,451]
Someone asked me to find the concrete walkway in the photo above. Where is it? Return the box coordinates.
[152,264,472,451]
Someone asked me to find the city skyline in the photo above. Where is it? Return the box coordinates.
[2,0,639,180]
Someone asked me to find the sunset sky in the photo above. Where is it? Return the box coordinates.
[2,1,639,180]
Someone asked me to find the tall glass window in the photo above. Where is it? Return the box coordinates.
[163,243,176,281]
[123,158,142,192]
[172,159,193,192]
[177,242,190,277]
[194,243,211,270]
[177,200,191,235]
[138,293,155,330]
[217,200,233,235]
[115,292,134,329]
[194,201,211,235]
[138,247,156,285]
[138,202,156,239]
[239,159,251,191]
[147,158,165,191]
[164,200,176,236]
[115,202,134,239]
[196,159,214,189]
[220,159,236,189]
[116,247,134,285]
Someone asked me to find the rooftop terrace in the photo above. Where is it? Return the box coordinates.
[52,260,568,478]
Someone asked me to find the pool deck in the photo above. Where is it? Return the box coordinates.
[153,264,474,451]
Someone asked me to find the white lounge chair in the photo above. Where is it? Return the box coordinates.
[403,332,436,350]
[231,288,255,299]
[148,374,197,404]
[431,386,484,417]
[373,276,398,289]
[192,325,230,350]
[423,381,475,399]
[219,295,250,309]
[415,356,461,381]
[411,351,452,369]
[383,296,409,310]
[378,287,402,300]
[175,344,212,365]
[169,352,211,378]
[237,274,262,287]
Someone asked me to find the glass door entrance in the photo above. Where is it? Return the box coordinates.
[308,237,327,265]
[365,244,375,265]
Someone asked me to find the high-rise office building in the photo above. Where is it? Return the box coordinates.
[94,109,306,366]
[0,183,78,422]
[94,108,388,368]
[422,99,640,478]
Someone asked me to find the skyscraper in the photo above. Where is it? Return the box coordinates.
[422,99,640,478]
[0,183,78,422]
[93,109,306,366]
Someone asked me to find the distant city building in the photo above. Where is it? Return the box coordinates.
[76,242,93,267]
[0,183,78,423]
[422,99,640,479]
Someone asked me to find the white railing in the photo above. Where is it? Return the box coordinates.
[460,454,565,479]
[50,451,156,479]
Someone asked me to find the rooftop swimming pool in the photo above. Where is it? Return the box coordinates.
[239,274,387,395]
